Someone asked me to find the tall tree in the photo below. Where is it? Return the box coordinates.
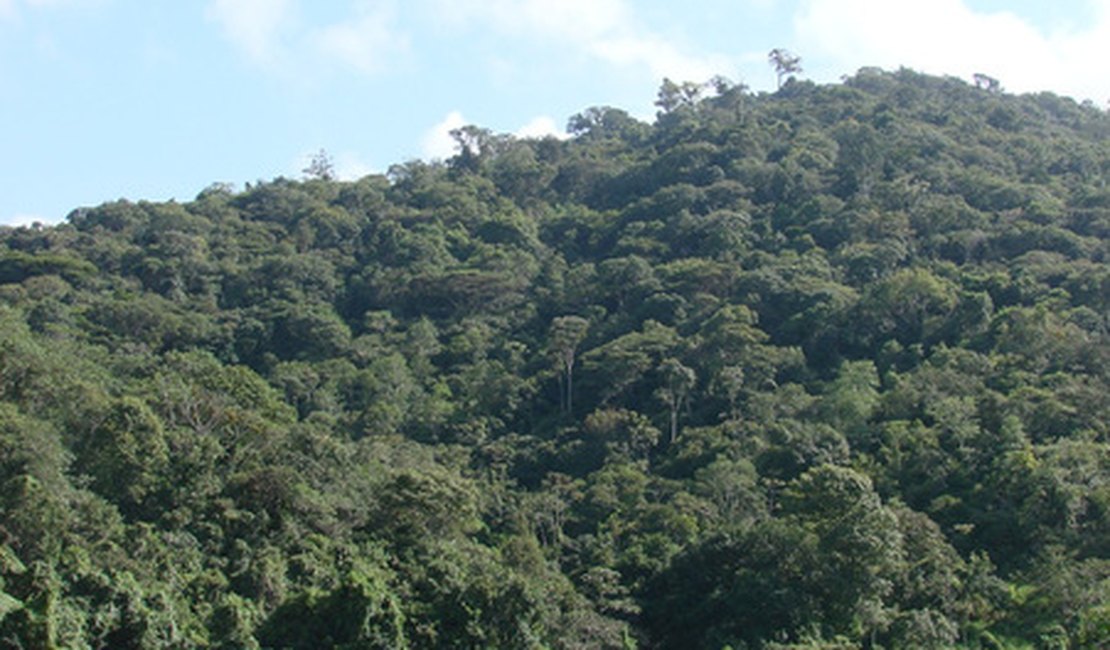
[656,357,696,443]
[302,148,335,181]
[769,48,803,89]
[548,315,589,415]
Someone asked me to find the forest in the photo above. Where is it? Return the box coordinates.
[0,67,1108,649]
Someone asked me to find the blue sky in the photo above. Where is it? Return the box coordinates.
[2,0,1108,226]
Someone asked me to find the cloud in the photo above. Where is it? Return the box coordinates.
[436,0,730,82]
[433,0,625,40]
[1,213,59,227]
[206,0,408,77]
[421,110,468,160]
[514,115,566,139]
[794,0,1110,102]
[311,2,408,75]
[590,33,733,82]
[333,151,376,180]
[205,0,297,67]
[420,113,568,161]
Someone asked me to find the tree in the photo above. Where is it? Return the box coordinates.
[448,125,510,173]
[2,66,1109,649]
[655,78,705,113]
[302,149,336,181]
[972,73,1002,94]
[567,106,648,142]
[769,48,803,89]
[548,315,589,415]
[257,555,406,650]
[693,457,765,525]
[783,465,903,640]
[79,397,170,518]
[582,407,661,463]
[819,360,880,441]
[656,357,696,444]
[580,321,679,407]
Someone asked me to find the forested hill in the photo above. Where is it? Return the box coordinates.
[1,67,1108,649]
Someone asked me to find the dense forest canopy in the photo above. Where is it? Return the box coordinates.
[1,67,1108,649]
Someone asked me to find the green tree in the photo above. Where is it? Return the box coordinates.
[782,465,902,639]
[655,358,696,444]
[78,397,170,518]
[302,148,336,181]
[548,315,590,415]
[769,48,803,89]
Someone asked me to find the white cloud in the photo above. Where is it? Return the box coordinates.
[421,110,468,160]
[1,213,60,227]
[206,0,408,77]
[420,113,568,161]
[514,115,566,139]
[311,3,408,75]
[333,151,376,180]
[435,0,730,82]
[590,34,733,82]
[434,0,626,40]
[795,0,1110,102]
[512,0,627,40]
[205,0,297,67]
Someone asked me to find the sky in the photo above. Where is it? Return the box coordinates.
[1,0,1108,227]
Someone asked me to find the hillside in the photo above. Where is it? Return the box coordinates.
[1,68,1108,649]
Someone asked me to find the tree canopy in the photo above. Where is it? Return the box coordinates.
[1,67,1108,649]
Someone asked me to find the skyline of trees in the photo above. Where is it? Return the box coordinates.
[1,66,1108,648]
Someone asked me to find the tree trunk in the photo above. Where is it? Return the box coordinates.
[566,362,573,415]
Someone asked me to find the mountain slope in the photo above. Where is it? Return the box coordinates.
[1,67,1108,649]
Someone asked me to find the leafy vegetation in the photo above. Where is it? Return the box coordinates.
[1,68,1108,649]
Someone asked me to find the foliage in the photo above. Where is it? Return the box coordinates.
[1,67,1108,648]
